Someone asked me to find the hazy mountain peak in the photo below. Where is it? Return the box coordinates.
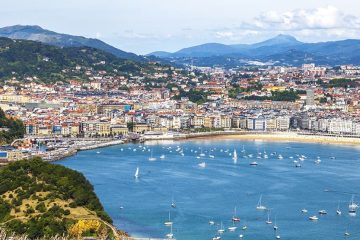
[253,34,301,48]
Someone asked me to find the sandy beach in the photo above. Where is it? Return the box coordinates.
[189,132,360,146]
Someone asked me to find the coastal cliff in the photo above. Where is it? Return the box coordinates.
[0,158,126,239]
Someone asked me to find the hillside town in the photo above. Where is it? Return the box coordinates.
[0,62,359,162]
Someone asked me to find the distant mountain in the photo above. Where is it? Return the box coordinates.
[0,25,144,61]
[247,34,301,48]
[149,34,360,67]
[147,51,172,58]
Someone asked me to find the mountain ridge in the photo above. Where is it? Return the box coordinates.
[148,34,360,66]
[0,25,144,62]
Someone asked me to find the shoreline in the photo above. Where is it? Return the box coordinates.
[179,131,360,146]
[41,139,126,162]
[29,131,360,163]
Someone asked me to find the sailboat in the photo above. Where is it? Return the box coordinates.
[232,206,240,222]
[275,229,281,239]
[273,216,278,230]
[199,149,205,157]
[256,195,267,210]
[348,195,358,213]
[336,201,342,215]
[166,224,174,239]
[266,211,273,224]
[160,154,165,159]
[233,149,238,164]
[241,145,245,153]
[134,167,140,179]
[344,226,351,237]
[171,196,176,208]
[164,211,173,226]
[148,150,157,161]
[217,222,225,234]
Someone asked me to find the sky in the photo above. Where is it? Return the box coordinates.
[1,0,360,54]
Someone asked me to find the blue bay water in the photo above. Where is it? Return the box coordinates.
[57,139,360,240]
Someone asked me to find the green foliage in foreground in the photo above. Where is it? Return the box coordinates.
[0,158,112,239]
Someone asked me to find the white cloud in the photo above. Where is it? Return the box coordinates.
[211,6,360,43]
[246,6,360,30]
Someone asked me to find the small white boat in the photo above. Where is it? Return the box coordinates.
[228,226,237,232]
[318,210,327,215]
[160,154,165,159]
[278,154,283,160]
[250,161,258,166]
[301,209,308,213]
[212,236,221,240]
[239,234,244,238]
[209,155,215,158]
[209,220,215,225]
[198,162,206,168]
[315,159,321,164]
[309,215,318,221]
[256,195,267,210]
[96,151,101,154]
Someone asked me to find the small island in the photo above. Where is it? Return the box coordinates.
[0,158,127,239]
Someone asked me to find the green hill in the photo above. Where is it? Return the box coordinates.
[0,108,25,144]
[0,37,148,83]
[0,158,120,239]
